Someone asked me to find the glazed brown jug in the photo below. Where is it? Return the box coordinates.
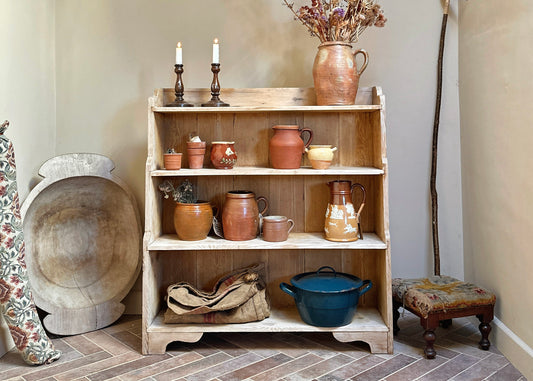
[174,201,214,241]
[324,180,366,242]
[222,191,269,241]
[313,42,369,106]
[269,125,313,169]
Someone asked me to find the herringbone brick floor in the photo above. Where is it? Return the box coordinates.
[0,311,526,381]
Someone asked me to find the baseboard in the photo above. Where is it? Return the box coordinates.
[468,316,533,380]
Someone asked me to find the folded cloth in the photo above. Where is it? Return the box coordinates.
[164,263,270,324]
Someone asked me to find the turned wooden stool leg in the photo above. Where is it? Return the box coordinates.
[393,300,401,335]
[477,313,492,350]
[423,329,437,359]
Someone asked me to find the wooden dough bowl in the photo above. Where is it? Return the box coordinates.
[21,154,141,335]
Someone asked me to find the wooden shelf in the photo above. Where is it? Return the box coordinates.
[147,232,386,251]
[148,307,388,334]
[153,105,381,113]
[151,166,384,177]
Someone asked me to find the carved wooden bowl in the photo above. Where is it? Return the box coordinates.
[21,154,141,335]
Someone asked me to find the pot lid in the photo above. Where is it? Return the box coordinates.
[291,266,363,293]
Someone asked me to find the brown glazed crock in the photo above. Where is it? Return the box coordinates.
[222,191,269,241]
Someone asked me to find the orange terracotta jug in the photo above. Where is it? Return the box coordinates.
[269,125,313,169]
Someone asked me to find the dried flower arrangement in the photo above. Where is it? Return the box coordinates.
[283,0,387,44]
[159,179,197,203]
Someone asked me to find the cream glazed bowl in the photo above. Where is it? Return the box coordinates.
[305,145,337,169]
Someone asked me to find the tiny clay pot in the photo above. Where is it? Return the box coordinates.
[163,153,182,170]
[187,141,206,169]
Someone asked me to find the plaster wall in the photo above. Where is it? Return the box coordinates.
[0,0,56,359]
[459,1,533,378]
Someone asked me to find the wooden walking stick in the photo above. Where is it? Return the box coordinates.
[431,0,450,276]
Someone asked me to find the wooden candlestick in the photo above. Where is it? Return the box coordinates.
[201,63,229,107]
[166,64,193,107]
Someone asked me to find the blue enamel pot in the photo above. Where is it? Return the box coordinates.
[280,266,372,327]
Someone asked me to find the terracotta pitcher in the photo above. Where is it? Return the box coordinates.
[269,125,313,169]
[324,180,366,242]
[222,190,269,241]
[313,42,369,106]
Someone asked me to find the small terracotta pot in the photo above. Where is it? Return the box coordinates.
[262,215,295,242]
[163,153,182,170]
[174,201,213,241]
[269,125,313,169]
[187,141,206,169]
[210,141,237,169]
[222,190,268,241]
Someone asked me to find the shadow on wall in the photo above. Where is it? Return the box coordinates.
[221,2,317,88]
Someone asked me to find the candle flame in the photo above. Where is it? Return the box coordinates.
[177,42,182,48]
[214,38,219,44]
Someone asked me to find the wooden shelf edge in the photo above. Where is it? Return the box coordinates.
[147,232,387,251]
[147,307,389,334]
[151,166,384,177]
[153,105,381,113]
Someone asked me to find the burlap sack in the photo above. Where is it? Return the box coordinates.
[164,263,270,324]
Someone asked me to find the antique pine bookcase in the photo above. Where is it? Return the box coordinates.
[143,87,392,354]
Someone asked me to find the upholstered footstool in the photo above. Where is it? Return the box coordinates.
[392,276,496,359]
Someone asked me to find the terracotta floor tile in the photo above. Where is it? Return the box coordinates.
[187,352,263,381]
[284,353,355,380]
[153,352,232,381]
[218,353,292,381]
[349,353,417,381]
[55,351,143,381]
[63,334,105,355]
[110,330,143,353]
[84,330,135,355]
[485,362,525,381]
[317,354,386,380]
[23,351,111,381]
[383,356,448,381]
[450,353,510,381]
[251,353,324,381]
[417,353,480,381]
[86,353,171,381]
[120,351,203,380]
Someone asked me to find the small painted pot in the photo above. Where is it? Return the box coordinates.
[210,141,237,169]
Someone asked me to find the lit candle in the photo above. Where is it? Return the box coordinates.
[212,38,219,64]
[176,42,182,65]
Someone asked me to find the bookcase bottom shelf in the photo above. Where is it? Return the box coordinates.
[144,307,391,355]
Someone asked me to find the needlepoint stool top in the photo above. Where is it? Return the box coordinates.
[392,276,496,318]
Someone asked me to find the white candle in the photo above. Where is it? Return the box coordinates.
[213,38,219,64]
[176,42,182,65]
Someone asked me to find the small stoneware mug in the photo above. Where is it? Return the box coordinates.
[262,215,295,242]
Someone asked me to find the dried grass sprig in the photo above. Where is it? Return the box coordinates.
[283,0,386,44]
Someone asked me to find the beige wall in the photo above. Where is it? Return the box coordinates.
[459,1,533,378]
[0,0,56,358]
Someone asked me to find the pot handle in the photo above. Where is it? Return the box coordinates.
[316,266,337,276]
[351,183,366,216]
[256,196,269,216]
[280,282,297,299]
[300,128,314,150]
[353,49,369,77]
[358,280,373,296]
